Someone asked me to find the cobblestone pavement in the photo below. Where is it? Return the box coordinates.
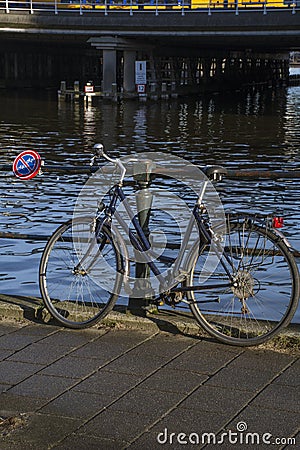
[0,321,299,449]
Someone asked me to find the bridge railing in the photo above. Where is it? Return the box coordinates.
[0,0,299,15]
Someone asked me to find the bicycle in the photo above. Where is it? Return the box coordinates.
[39,144,300,346]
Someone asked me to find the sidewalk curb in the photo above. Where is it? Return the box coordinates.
[0,294,204,336]
[0,294,300,352]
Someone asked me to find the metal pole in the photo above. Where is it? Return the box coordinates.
[128,160,155,314]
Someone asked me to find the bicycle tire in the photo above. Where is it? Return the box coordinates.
[39,217,125,329]
[185,219,300,346]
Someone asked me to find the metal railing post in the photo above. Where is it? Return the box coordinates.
[263,2,267,15]
[55,0,58,15]
[5,0,9,13]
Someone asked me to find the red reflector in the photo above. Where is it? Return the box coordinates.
[273,217,284,228]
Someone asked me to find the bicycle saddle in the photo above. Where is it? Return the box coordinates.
[202,165,228,181]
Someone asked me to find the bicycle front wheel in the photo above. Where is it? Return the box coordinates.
[39,217,125,329]
[186,219,300,346]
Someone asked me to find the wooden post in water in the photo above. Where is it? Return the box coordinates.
[58,81,66,102]
[74,81,80,100]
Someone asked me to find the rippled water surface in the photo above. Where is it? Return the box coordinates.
[0,87,299,321]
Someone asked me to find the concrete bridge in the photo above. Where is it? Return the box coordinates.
[0,6,299,96]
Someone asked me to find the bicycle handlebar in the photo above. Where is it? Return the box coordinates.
[92,144,227,187]
[93,143,126,185]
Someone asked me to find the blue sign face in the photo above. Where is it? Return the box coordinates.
[13,151,42,180]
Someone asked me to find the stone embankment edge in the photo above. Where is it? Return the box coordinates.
[0,294,299,353]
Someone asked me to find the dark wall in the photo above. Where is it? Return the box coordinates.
[0,40,100,88]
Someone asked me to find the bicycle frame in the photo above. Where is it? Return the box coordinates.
[99,182,233,295]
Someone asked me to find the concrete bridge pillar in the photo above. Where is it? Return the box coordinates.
[102,49,117,95]
[88,37,150,98]
[123,50,136,95]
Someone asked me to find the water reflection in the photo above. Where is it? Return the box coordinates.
[1,87,299,320]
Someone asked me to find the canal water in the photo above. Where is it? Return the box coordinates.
[0,86,299,321]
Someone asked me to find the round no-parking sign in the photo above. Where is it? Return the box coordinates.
[13,150,42,180]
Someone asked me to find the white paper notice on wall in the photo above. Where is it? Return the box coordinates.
[135,61,147,85]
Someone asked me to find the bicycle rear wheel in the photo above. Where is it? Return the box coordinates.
[186,219,300,346]
[39,217,125,329]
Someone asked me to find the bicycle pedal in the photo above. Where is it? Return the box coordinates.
[149,297,164,307]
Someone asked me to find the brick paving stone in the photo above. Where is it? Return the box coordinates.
[138,367,208,394]
[94,329,155,347]
[128,431,167,449]
[179,385,254,416]
[39,329,104,350]
[130,409,228,450]
[0,334,43,351]
[250,384,300,412]
[0,360,44,385]
[104,352,170,376]
[6,342,72,365]
[73,369,141,395]
[153,408,228,434]
[204,366,277,392]
[53,434,129,450]
[228,349,295,371]
[132,332,196,357]
[165,340,242,374]
[67,346,127,365]
[226,405,300,445]
[0,349,13,361]
[11,324,60,337]
[70,330,156,361]
[0,383,11,394]
[0,413,81,450]
[0,323,22,336]
[126,338,196,367]
[294,431,300,446]
[0,393,47,413]
[79,409,155,442]
[109,387,184,419]
[273,359,300,387]
[39,390,112,419]
[39,355,102,379]
[8,374,77,399]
